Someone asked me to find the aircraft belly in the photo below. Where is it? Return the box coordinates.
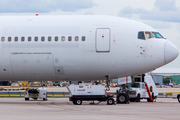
[0,66,15,80]
[11,53,56,80]
[66,51,126,80]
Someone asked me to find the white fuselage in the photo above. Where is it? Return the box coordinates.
[0,15,178,81]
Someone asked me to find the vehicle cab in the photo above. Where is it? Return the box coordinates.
[127,82,147,98]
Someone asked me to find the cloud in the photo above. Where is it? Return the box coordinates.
[155,0,177,11]
[118,0,180,23]
[0,0,94,13]
[143,20,172,29]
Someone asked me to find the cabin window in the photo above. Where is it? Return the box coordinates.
[75,36,79,41]
[48,36,51,41]
[138,32,145,40]
[34,36,38,42]
[68,36,72,41]
[8,37,11,42]
[82,36,86,41]
[14,37,18,42]
[41,36,45,41]
[152,32,164,38]
[61,36,65,41]
[21,37,25,42]
[1,37,5,42]
[145,31,154,39]
[55,36,58,41]
[28,37,31,41]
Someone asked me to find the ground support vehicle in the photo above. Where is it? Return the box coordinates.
[117,73,158,102]
[116,84,136,104]
[25,87,47,101]
[127,82,156,102]
[67,83,115,105]
[172,93,180,103]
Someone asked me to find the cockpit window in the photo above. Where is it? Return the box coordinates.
[152,32,163,38]
[138,31,145,40]
[145,31,154,39]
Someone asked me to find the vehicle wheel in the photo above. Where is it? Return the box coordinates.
[152,93,155,101]
[25,98,29,101]
[75,99,82,105]
[107,98,114,105]
[147,93,155,102]
[178,95,180,103]
[117,93,128,104]
[43,98,46,101]
[136,94,140,102]
[147,98,150,102]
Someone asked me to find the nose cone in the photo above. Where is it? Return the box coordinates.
[164,41,179,64]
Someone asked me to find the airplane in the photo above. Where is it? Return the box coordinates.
[0,15,178,86]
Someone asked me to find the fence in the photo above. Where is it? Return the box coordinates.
[0,92,170,97]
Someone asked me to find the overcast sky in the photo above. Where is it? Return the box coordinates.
[0,0,180,68]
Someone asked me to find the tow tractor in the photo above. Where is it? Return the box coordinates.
[25,87,47,101]
[67,83,115,105]
[116,84,136,103]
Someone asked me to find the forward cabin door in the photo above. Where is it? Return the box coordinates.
[96,28,110,52]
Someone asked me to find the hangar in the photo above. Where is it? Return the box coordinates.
[152,68,180,85]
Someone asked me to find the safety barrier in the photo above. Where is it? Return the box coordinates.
[0,92,116,97]
[0,92,25,96]
[0,92,70,97]
[0,92,177,97]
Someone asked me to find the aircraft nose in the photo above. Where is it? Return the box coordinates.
[164,41,179,64]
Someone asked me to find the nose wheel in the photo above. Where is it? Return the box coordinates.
[105,75,110,91]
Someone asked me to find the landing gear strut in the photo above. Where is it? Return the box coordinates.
[105,75,110,91]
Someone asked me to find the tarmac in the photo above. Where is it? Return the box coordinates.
[0,87,180,120]
[0,98,179,120]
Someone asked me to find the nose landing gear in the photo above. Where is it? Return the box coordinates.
[105,75,110,91]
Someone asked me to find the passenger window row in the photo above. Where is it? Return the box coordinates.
[1,36,86,42]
